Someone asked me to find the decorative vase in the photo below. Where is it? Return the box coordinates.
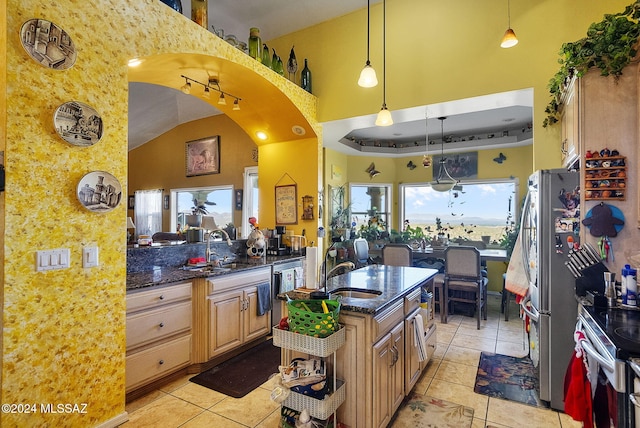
[191,0,208,28]
[160,0,182,13]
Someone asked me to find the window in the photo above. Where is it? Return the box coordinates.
[349,183,392,238]
[399,179,518,244]
[134,189,163,238]
[241,166,259,239]
[171,186,233,231]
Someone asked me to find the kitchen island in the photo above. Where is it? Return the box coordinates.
[282,265,438,428]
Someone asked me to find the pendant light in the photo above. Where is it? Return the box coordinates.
[430,117,457,192]
[358,0,378,88]
[500,0,518,48]
[375,0,393,126]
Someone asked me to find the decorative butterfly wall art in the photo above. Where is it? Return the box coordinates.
[365,162,380,179]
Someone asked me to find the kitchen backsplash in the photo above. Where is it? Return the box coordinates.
[127,241,246,273]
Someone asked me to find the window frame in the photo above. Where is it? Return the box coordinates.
[348,182,393,232]
[170,185,234,231]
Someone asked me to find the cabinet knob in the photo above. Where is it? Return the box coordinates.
[158,359,164,365]
[159,295,165,300]
[159,322,165,328]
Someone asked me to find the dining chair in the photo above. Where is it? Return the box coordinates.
[353,238,374,268]
[382,243,413,267]
[443,246,488,329]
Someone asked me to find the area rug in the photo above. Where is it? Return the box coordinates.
[190,339,280,398]
[391,394,474,428]
[474,352,546,407]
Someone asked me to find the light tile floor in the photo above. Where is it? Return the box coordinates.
[122,294,582,428]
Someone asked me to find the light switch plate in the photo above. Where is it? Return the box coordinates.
[36,248,70,271]
[83,246,99,268]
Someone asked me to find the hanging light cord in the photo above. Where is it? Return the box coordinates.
[507,0,512,28]
[382,0,386,107]
[366,0,371,65]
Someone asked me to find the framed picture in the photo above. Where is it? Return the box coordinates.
[128,195,135,210]
[164,195,170,210]
[275,184,298,225]
[186,136,220,177]
[433,151,478,179]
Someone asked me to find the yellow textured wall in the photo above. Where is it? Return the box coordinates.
[268,0,630,171]
[128,115,258,231]
[3,0,319,426]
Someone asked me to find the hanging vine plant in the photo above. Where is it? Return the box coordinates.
[543,1,640,127]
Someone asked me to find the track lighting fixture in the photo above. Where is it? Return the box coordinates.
[500,0,518,48]
[180,75,242,110]
[358,0,378,88]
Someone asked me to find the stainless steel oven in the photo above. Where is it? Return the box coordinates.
[578,303,640,427]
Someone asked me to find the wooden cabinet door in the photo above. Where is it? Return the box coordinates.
[372,332,392,428]
[390,322,405,415]
[404,310,422,395]
[243,286,271,342]
[208,289,243,358]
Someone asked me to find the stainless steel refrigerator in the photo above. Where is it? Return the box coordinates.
[519,169,580,411]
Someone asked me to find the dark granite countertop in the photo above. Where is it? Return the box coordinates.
[282,265,438,315]
[126,255,305,291]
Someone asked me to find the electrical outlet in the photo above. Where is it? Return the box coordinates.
[83,247,99,268]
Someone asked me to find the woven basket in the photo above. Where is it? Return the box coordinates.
[287,299,340,338]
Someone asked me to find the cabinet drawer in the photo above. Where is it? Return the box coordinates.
[126,335,191,391]
[404,288,421,315]
[127,301,192,349]
[127,282,192,313]
[372,301,403,343]
[207,267,270,294]
[424,325,437,362]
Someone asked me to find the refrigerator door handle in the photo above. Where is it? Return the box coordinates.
[520,294,540,322]
[519,191,532,285]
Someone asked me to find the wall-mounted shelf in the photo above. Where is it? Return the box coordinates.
[584,155,626,201]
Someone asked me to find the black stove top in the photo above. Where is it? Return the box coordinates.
[584,305,640,358]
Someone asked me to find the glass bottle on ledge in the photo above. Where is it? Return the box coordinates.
[248,28,262,62]
[301,59,312,93]
[191,0,208,28]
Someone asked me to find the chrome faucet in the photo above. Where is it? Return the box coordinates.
[205,229,233,263]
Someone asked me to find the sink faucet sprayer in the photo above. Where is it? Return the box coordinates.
[205,229,233,263]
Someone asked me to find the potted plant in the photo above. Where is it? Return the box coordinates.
[186,197,216,227]
[543,2,640,127]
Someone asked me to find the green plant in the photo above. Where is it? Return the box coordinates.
[544,1,640,127]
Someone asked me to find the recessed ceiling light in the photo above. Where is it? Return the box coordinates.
[256,131,268,140]
[128,58,143,67]
[292,125,306,136]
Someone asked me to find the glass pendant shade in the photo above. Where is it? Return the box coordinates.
[375,105,393,126]
[431,161,457,192]
[501,28,518,48]
[358,63,378,88]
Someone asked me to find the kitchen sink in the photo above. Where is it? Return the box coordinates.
[330,288,382,299]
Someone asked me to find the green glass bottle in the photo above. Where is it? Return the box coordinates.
[271,48,278,72]
[276,56,284,76]
[248,27,262,62]
[301,59,312,93]
[261,44,271,68]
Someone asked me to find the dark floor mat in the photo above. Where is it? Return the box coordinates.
[474,352,547,408]
[189,339,280,398]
